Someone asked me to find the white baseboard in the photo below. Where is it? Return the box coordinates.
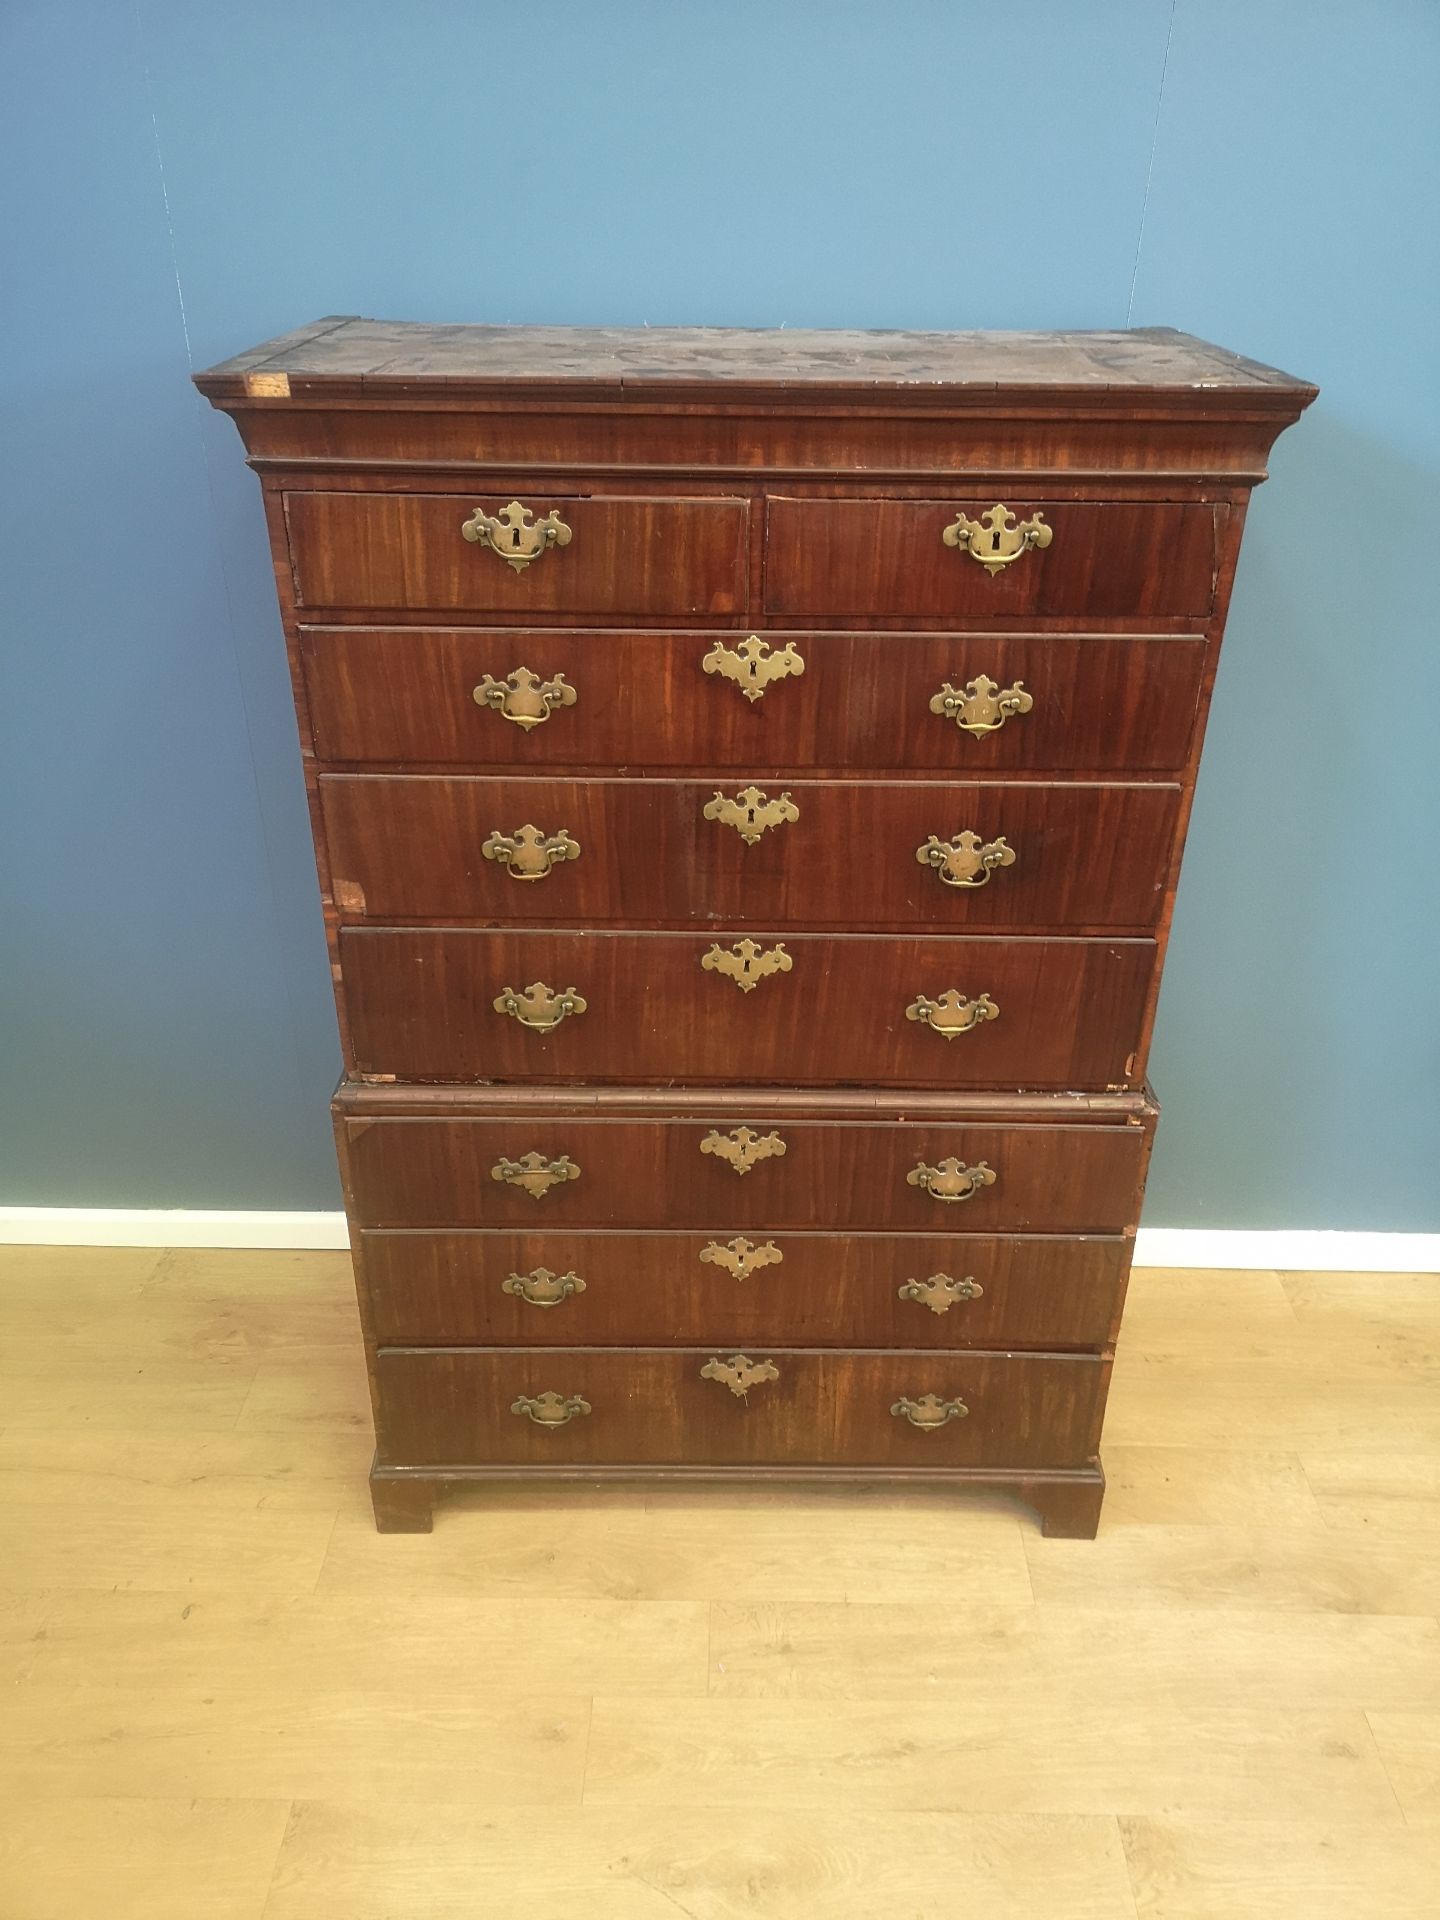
[0,1209,1435,1272]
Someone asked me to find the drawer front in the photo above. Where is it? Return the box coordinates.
[764,498,1218,619]
[374,1347,1106,1469]
[340,927,1154,1089]
[286,493,749,616]
[321,776,1179,932]
[361,1229,1130,1349]
[299,627,1206,773]
[341,1114,1149,1234]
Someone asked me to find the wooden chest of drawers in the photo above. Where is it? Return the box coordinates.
[196,320,1313,1536]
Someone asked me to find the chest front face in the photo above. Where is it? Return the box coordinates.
[197,319,1314,1536]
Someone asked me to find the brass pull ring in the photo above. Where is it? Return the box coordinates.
[704,786,799,845]
[700,1237,783,1282]
[701,1353,780,1398]
[482,824,581,881]
[898,1272,984,1315]
[700,1127,787,1175]
[907,1158,997,1205]
[490,1151,580,1199]
[702,634,805,703]
[929,675,1033,737]
[472,667,577,731]
[906,990,1000,1039]
[701,940,792,994]
[917,832,1015,890]
[891,1393,969,1429]
[511,1391,591,1427]
[462,500,572,573]
[942,504,1052,575]
[493,982,587,1030]
[502,1267,586,1308]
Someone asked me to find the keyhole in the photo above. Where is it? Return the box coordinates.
[990,529,1002,551]
[512,526,522,548]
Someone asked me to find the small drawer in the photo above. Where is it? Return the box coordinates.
[360,1228,1131,1349]
[764,497,1219,620]
[320,774,1179,931]
[339,1110,1150,1234]
[339,926,1156,1090]
[374,1346,1107,1470]
[300,625,1208,773]
[286,492,749,617]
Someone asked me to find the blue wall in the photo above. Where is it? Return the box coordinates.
[4,0,1436,1225]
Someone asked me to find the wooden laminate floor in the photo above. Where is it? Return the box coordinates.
[2,1247,1439,1918]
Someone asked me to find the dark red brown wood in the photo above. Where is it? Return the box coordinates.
[286,491,749,616]
[764,498,1219,620]
[338,1107,1152,1234]
[299,626,1211,773]
[193,319,1314,1535]
[339,926,1155,1088]
[359,1228,1132,1350]
[373,1346,1107,1470]
[319,775,1180,931]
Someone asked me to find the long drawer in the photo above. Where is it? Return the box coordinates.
[300,626,1208,773]
[286,492,749,616]
[340,927,1155,1088]
[764,498,1219,619]
[339,1111,1151,1233]
[374,1347,1107,1469]
[321,775,1180,931]
[360,1229,1131,1349]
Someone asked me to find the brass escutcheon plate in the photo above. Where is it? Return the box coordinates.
[501,1267,586,1308]
[462,500,572,573]
[700,1237,783,1282]
[472,667,577,731]
[929,674,1034,736]
[493,981,587,1030]
[702,634,805,703]
[907,1158,997,1205]
[703,785,799,845]
[916,831,1015,889]
[700,1353,780,1398]
[941,503,1052,575]
[897,1272,984,1314]
[482,823,581,880]
[490,1151,580,1199]
[701,939,792,993]
[700,1127,787,1175]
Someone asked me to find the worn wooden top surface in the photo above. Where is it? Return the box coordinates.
[194,317,1316,406]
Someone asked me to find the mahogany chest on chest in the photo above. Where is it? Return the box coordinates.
[196,320,1314,1536]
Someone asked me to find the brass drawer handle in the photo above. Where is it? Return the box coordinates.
[702,939,792,993]
[906,990,1000,1039]
[898,1272,984,1315]
[703,634,805,703]
[942,504,1052,575]
[490,1151,580,1199]
[700,1237,783,1282]
[892,1392,969,1429]
[929,675,1033,737]
[502,1266,586,1308]
[700,1126,787,1174]
[482,824,581,881]
[473,667,577,731]
[701,1353,780,1398]
[704,785,799,845]
[907,1158,997,1205]
[917,832,1015,890]
[511,1390,591,1427]
[462,499,572,573]
[493,982,587,1030]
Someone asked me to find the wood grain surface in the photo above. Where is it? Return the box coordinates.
[1,1248,1429,1920]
